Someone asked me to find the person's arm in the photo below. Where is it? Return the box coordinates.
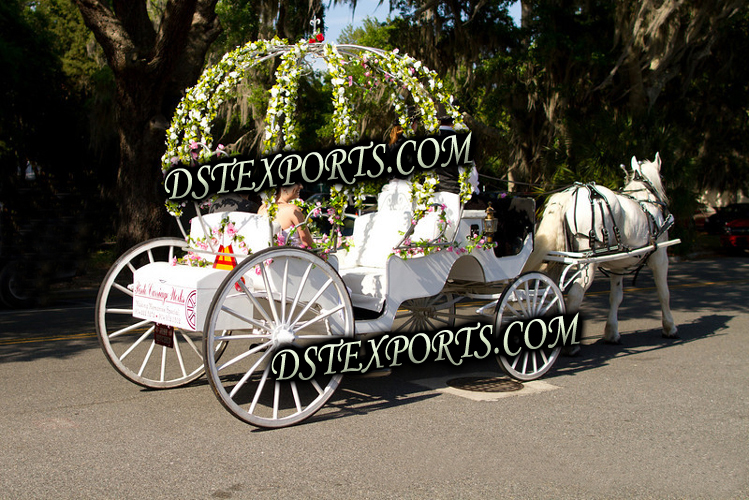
[291,207,315,248]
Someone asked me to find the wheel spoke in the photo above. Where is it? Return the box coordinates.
[218,341,271,373]
[290,278,333,326]
[160,345,167,382]
[273,381,281,420]
[179,331,203,358]
[259,262,281,325]
[539,295,561,316]
[294,303,345,332]
[236,280,274,325]
[229,348,273,398]
[281,258,289,323]
[108,319,151,339]
[291,381,302,413]
[112,282,133,296]
[287,262,313,324]
[535,285,552,316]
[138,340,157,376]
[214,333,270,342]
[394,314,419,333]
[248,364,271,414]
[119,326,154,360]
[173,334,187,378]
[220,304,273,333]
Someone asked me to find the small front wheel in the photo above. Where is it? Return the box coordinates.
[203,247,354,428]
[494,272,565,381]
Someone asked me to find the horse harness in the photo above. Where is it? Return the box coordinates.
[567,180,674,283]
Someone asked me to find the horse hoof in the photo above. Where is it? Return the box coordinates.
[603,338,622,345]
[662,332,680,340]
[562,345,581,357]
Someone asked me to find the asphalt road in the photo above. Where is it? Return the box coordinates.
[0,256,747,499]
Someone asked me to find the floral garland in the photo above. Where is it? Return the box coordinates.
[263,43,308,153]
[175,214,250,267]
[325,44,359,145]
[162,39,476,261]
[162,38,288,172]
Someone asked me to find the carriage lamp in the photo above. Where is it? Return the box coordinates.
[483,202,498,243]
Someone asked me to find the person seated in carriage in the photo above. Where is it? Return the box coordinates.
[257,183,315,249]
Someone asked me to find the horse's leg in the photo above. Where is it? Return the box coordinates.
[647,248,678,338]
[561,264,593,355]
[603,274,624,344]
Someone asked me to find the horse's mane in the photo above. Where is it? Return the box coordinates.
[631,154,668,204]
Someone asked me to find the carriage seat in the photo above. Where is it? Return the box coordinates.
[336,180,462,311]
[188,212,279,257]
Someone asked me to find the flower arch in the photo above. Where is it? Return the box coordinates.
[162,37,466,173]
[163,37,475,258]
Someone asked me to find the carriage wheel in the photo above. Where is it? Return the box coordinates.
[96,237,214,389]
[392,293,458,333]
[203,247,354,428]
[494,272,566,381]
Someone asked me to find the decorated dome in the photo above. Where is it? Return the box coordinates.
[161,36,465,173]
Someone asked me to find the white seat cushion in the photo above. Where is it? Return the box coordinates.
[189,212,277,254]
[338,266,386,311]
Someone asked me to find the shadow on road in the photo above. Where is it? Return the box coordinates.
[551,313,732,378]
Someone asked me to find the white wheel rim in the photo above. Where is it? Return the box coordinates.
[95,238,209,388]
[204,248,354,428]
[495,272,565,381]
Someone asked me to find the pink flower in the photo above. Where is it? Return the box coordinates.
[447,246,453,252]
[225,223,237,237]
[254,265,262,275]
[348,76,353,86]
[276,233,286,246]
[170,256,177,266]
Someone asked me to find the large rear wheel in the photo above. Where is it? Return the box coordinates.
[95,238,211,389]
[203,247,354,428]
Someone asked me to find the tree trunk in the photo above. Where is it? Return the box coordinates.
[73,0,221,251]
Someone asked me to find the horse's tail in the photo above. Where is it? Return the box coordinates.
[523,189,573,273]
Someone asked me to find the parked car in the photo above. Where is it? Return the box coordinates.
[0,185,91,308]
[720,218,749,252]
[704,203,749,234]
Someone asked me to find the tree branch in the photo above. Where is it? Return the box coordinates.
[149,0,199,76]
[72,0,134,73]
[163,0,222,91]
[112,0,155,52]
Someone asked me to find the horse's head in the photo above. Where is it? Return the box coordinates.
[627,152,668,205]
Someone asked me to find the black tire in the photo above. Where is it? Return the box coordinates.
[0,261,37,308]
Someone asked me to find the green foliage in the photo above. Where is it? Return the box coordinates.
[209,0,261,62]
[337,16,395,49]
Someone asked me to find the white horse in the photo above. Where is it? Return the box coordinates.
[524,153,678,344]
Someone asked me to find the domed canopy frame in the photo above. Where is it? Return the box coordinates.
[161,37,466,174]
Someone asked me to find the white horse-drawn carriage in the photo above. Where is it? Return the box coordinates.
[96,178,571,427]
[94,38,680,428]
